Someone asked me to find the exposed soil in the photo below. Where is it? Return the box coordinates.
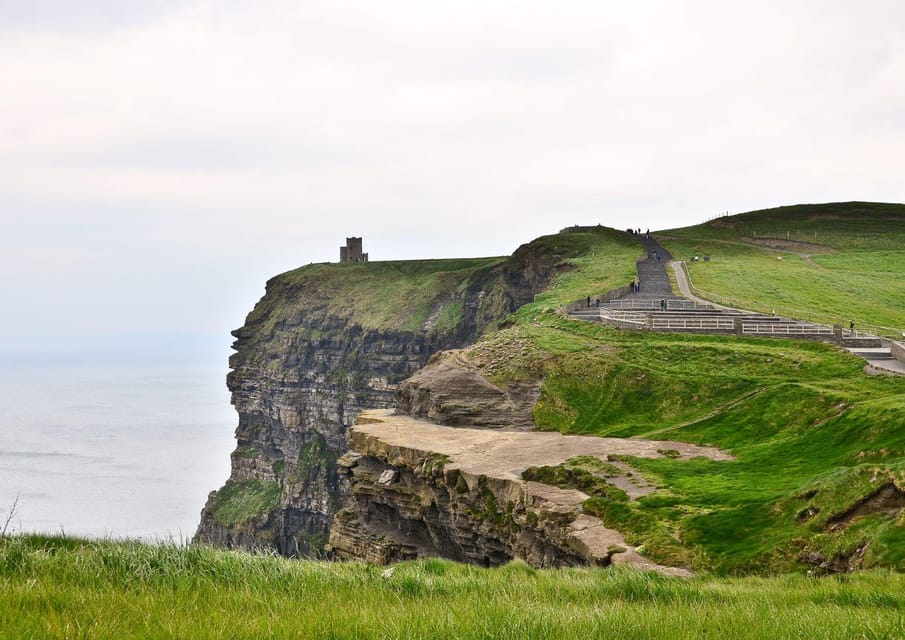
[741,237,832,254]
[828,483,905,531]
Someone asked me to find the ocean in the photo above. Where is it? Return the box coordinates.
[0,338,236,541]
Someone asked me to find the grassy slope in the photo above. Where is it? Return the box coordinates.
[246,257,506,335]
[2,536,903,640]
[656,202,905,333]
[471,313,905,574]
[522,226,640,308]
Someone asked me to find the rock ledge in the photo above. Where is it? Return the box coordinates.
[328,409,732,574]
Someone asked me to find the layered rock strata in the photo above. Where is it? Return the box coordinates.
[195,235,586,554]
[328,409,732,574]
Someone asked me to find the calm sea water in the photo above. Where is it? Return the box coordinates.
[0,340,236,541]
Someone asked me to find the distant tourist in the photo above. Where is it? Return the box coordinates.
[850,321,855,335]
[587,296,591,308]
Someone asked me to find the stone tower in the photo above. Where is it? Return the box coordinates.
[339,237,368,263]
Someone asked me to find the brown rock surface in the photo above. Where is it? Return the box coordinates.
[395,350,539,429]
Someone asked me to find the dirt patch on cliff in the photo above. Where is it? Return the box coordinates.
[353,410,733,484]
[741,237,832,254]
[828,483,905,531]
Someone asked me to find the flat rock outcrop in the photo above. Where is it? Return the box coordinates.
[328,409,732,574]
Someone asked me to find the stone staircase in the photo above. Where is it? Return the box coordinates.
[632,235,683,301]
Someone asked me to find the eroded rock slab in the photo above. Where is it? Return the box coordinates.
[395,350,539,429]
[328,409,733,575]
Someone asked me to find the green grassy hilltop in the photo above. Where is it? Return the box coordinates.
[657,202,905,333]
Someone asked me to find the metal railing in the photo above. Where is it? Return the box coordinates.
[651,318,734,330]
[742,323,834,335]
[604,298,712,311]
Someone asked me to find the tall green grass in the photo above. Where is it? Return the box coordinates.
[1,536,902,639]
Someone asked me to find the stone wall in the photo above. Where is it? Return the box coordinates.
[890,340,905,364]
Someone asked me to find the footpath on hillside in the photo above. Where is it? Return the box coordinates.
[628,235,683,302]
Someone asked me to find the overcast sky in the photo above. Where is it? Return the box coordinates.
[2,1,904,339]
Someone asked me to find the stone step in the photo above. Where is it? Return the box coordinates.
[848,348,893,359]
[843,337,884,348]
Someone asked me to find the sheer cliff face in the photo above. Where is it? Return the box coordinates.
[194,239,574,555]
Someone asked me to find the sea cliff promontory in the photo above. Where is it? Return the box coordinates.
[194,229,632,554]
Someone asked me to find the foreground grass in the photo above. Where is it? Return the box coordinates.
[2,536,903,639]
[657,202,905,333]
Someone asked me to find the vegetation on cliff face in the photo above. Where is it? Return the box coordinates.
[246,257,505,336]
[657,201,905,333]
[208,479,281,527]
[242,225,640,339]
[2,536,903,639]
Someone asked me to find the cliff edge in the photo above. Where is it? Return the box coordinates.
[194,229,626,555]
[328,409,730,573]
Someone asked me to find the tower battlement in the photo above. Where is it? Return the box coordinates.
[340,237,368,263]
